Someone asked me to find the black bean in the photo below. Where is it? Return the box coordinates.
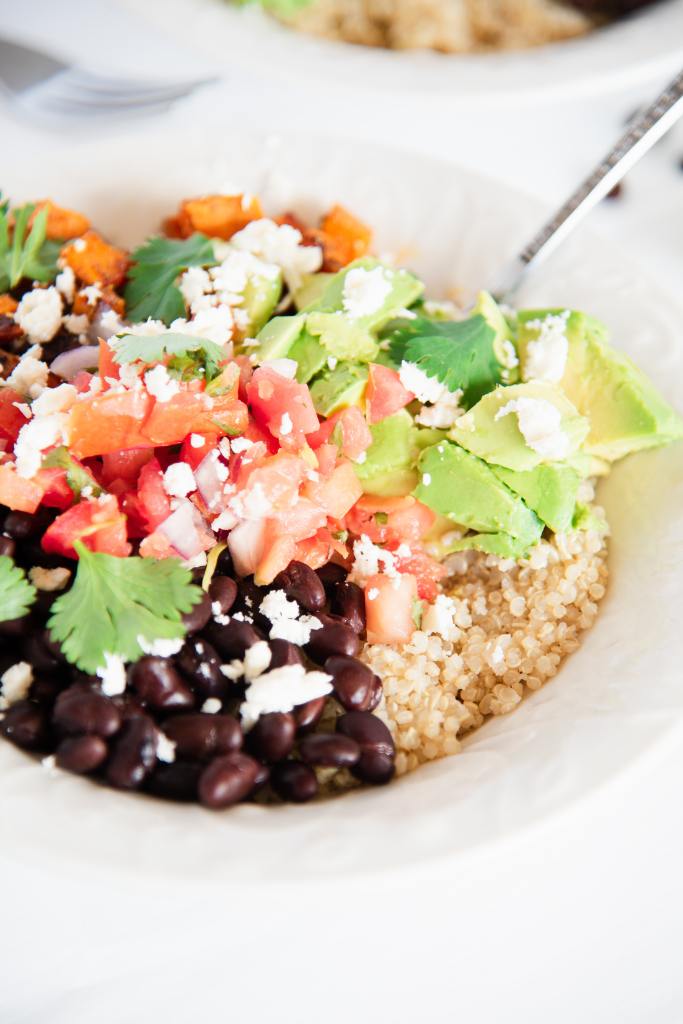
[30,674,65,707]
[163,713,242,761]
[299,732,360,768]
[253,761,270,790]
[316,562,348,591]
[325,655,376,712]
[208,575,238,616]
[331,581,366,635]
[354,750,395,785]
[175,638,226,699]
[130,657,194,711]
[271,761,318,803]
[146,760,202,802]
[3,511,40,541]
[337,711,395,758]
[366,674,383,713]
[182,591,212,634]
[0,613,31,638]
[56,735,108,774]
[23,627,63,672]
[106,716,158,789]
[273,561,326,613]
[0,535,16,558]
[215,547,235,577]
[0,700,48,750]
[204,618,265,661]
[53,685,122,737]
[306,617,360,663]
[236,577,266,618]
[198,752,260,808]
[268,638,304,669]
[248,712,296,762]
[294,696,326,733]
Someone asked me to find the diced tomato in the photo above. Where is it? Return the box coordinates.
[98,340,119,385]
[307,406,371,461]
[255,533,298,586]
[247,366,319,451]
[34,468,74,511]
[364,573,417,645]
[139,531,176,559]
[42,495,131,559]
[270,498,327,541]
[391,548,447,602]
[100,448,154,486]
[72,371,94,394]
[136,458,171,531]
[366,364,414,424]
[314,443,338,477]
[0,463,44,513]
[345,495,435,546]
[0,389,29,445]
[236,451,307,510]
[179,432,220,471]
[303,461,362,521]
[143,388,247,448]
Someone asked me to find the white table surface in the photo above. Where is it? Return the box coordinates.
[1,4,682,1021]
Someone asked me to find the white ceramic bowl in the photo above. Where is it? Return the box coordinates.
[120,0,683,102]
[1,131,682,884]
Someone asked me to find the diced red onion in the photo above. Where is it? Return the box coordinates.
[194,451,228,512]
[158,500,212,560]
[227,518,266,576]
[50,345,100,381]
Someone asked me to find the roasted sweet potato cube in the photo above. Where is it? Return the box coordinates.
[0,295,18,316]
[319,204,372,267]
[30,200,90,240]
[62,231,129,288]
[175,194,263,240]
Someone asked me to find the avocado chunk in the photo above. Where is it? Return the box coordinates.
[492,462,580,534]
[288,329,328,384]
[449,381,589,472]
[354,408,418,496]
[519,310,683,460]
[256,313,305,361]
[306,311,379,362]
[292,272,335,311]
[309,362,369,417]
[473,291,519,383]
[311,257,424,331]
[414,442,543,558]
[241,270,282,334]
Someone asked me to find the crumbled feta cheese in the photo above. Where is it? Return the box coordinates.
[398,361,445,405]
[231,218,322,292]
[63,313,90,337]
[349,534,398,583]
[96,652,127,697]
[259,589,299,625]
[201,697,222,714]
[230,436,254,454]
[261,358,297,380]
[240,664,333,731]
[342,266,392,319]
[190,433,205,448]
[31,382,77,417]
[243,640,272,681]
[80,283,102,305]
[28,566,71,592]
[137,636,185,657]
[97,308,124,339]
[0,662,33,709]
[258,589,322,644]
[421,594,461,642]
[170,305,234,347]
[155,732,176,763]
[144,364,180,403]
[415,388,463,429]
[15,287,63,344]
[396,543,411,559]
[14,412,67,478]
[55,266,75,303]
[163,461,196,499]
[279,412,293,436]
[13,403,31,419]
[367,588,379,601]
[118,317,165,337]
[6,348,49,399]
[495,397,569,460]
[522,312,569,383]
[499,339,519,370]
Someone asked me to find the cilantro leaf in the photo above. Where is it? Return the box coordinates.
[43,447,103,500]
[383,313,502,408]
[48,543,203,674]
[0,556,37,622]
[124,234,216,325]
[0,199,60,292]
[112,332,225,383]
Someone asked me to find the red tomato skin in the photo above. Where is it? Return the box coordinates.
[98,340,120,385]
[34,468,74,511]
[68,389,154,458]
[366,364,414,424]
[179,433,220,471]
[0,389,29,445]
[246,367,319,450]
[392,549,447,602]
[100,448,154,486]
[307,407,371,460]
[136,458,171,531]
[345,496,435,546]
[42,495,131,559]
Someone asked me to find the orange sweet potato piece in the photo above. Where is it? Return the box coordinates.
[30,200,90,240]
[72,285,125,317]
[62,231,129,288]
[175,194,263,240]
[0,295,18,315]
[318,204,372,269]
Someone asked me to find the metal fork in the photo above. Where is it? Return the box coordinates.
[0,37,215,119]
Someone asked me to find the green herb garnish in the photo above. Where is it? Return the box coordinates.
[48,543,203,674]
[42,447,104,501]
[0,556,36,622]
[0,199,60,292]
[112,331,224,378]
[383,313,501,408]
[124,234,216,325]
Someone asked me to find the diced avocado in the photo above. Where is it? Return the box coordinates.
[492,462,580,534]
[241,270,282,334]
[414,442,543,557]
[519,310,683,461]
[572,503,608,533]
[474,291,519,383]
[311,257,424,331]
[354,408,417,495]
[567,451,611,478]
[288,329,328,383]
[292,272,335,311]
[309,362,369,417]
[415,427,450,450]
[449,381,589,472]
[256,313,305,361]
[306,311,379,362]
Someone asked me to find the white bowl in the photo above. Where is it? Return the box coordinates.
[1,130,682,884]
[119,0,683,102]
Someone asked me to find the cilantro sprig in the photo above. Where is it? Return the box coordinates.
[382,313,501,408]
[48,543,203,674]
[124,234,216,325]
[111,331,225,383]
[0,556,37,623]
[0,198,60,292]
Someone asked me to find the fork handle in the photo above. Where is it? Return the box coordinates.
[491,68,683,303]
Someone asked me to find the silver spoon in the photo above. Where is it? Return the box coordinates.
[491,67,683,304]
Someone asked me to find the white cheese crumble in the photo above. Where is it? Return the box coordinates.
[15,287,63,344]
[421,594,461,642]
[495,397,569,460]
[230,436,254,455]
[144,364,180,403]
[55,266,75,303]
[522,312,570,383]
[415,388,463,429]
[243,640,272,681]
[367,587,379,601]
[28,566,71,592]
[190,433,205,449]
[240,664,333,731]
[279,412,293,436]
[499,339,520,370]
[31,382,77,417]
[155,732,176,764]
[14,412,68,478]
[201,697,222,714]
[163,461,196,499]
[96,652,127,697]
[258,589,322,645]
[63,313,89,337]
[231,218,322,292]
[137,636,185,657]
[0,662,33,709]
[5,347,49,399]
[349,534,398,584]
[342,266,392,319]
[398,361,445,405]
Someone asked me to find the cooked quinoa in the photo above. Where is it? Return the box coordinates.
[364,510,608,774]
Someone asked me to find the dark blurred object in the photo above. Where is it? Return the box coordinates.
[563,0,660,14]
